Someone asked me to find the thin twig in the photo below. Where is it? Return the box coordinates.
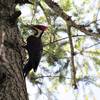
[44,34,86,46]
[79,41,100,54]
[31,75,71,80]
[67,25,77,89]
[84,41,100,50]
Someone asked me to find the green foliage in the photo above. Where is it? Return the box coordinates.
[86,50,100,66]
[37,16,47,23]
[87,50,100,57]
[91,57,100,66]
[75,37,85,51]
[59,73,66,83]
[45,43,66,66]
[82,0,90,4]
[83,60,89,75]
[59,0,72,11]
[50,78,60,90]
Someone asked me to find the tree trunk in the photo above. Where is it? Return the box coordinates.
[0,0,28,100]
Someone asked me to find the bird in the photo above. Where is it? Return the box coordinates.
[22,25,48,77]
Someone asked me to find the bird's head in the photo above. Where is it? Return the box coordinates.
[30,25,48,38]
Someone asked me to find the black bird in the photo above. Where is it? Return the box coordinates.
[23,25,48,77]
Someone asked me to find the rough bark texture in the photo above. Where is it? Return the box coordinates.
[0,0,28,100]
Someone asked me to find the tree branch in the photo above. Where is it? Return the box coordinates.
[67,25,77,89]
[44,34,86,46]
[31,75,71,80]
[44,0,100,38]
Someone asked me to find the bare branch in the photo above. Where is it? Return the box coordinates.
[31,75,71,80]
[44,34,86,46]
[44,0,100,38]
[67,25,77,89]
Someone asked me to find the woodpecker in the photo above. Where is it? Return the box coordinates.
[23,25,48,77]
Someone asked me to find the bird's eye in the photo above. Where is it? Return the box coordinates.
[34,29,42,38]
[34,30,38,36]
[32,28,43,38]
[32,28,38,36]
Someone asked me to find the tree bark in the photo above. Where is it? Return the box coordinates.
[0,0,28,100]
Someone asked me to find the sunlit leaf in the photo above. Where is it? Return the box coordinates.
[91,57,100,66]
[59,0,72,11]
[75,37,85,50]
